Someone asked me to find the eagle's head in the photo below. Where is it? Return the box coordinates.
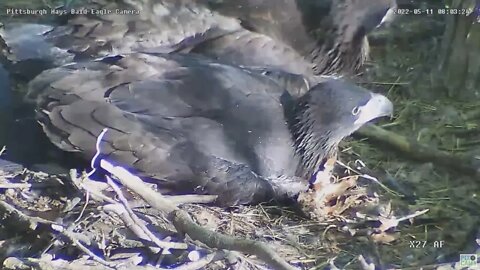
[289,78,393,177]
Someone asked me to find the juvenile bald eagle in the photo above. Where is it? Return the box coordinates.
[27,53,393,206]
[1,0,396,79]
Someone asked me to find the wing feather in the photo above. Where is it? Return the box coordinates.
[28,52,293,205]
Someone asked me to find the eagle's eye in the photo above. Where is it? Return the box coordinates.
[352,106,360,115]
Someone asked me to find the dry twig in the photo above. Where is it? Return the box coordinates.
[105,176,188,251]
[51,224,117,268]
[0,199,54,227]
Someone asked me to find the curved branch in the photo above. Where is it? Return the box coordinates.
[356,124,479,175]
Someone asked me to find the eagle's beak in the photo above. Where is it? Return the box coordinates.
[377,7,397,28]
[354,92,393,125]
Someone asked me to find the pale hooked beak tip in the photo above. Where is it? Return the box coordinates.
[354,93,394,125]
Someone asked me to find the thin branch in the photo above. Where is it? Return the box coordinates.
[102,203,163,253]
[0,183,34,189]
[51,224,117,268]
[356,124,480,175]
[106,176,188,251]
[0,200,54,226]
[163,194,218,205]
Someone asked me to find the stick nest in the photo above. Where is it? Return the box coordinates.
[0,148,442,270]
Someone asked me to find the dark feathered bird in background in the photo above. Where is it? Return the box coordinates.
[1,0,396,80]
[198,0,397,75]
[27,53,393,206]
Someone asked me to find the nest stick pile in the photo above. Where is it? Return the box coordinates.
[0,129,441,270]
